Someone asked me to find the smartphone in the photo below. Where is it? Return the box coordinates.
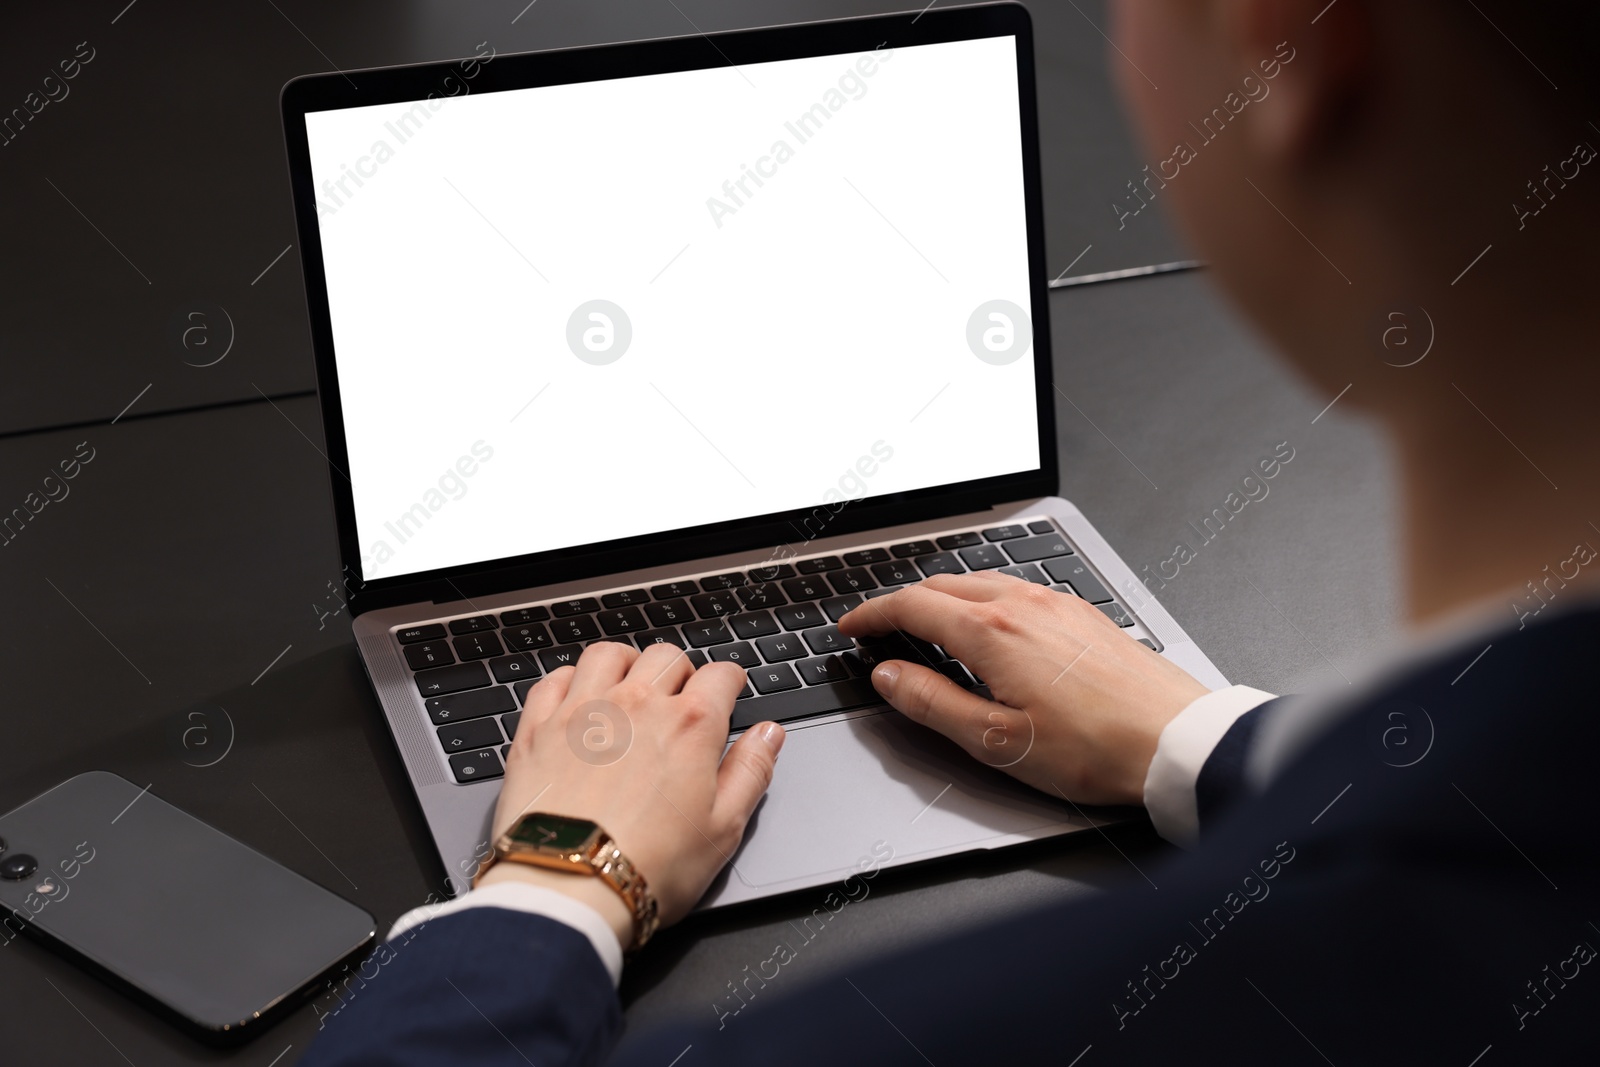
[0,771,375,1041]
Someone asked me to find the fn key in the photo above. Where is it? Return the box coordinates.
[448,747,503,784]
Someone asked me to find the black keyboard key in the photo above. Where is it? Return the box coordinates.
[843,548,890,566]
[755,633,808,661]
[748,663,802,694]
[998,564,1050,586]
[982,525,1029,541]
[499,607,550,626]
[550,615,601,642]
[404,641,455,670]
[415,662,490,697]
[425,684,515,725]
[448,615,498,635]
[397,623,446,644]
[684,620,733,647]
[821,594,863,621]
[1044,558,1114,604]
[782,575,832,602]
[1098,601,1135,627]
[936,531,983,549]
[502,623,554,651]
[796,654,853,685]
[828,568,878,594]
[502,744,512,761]
[802,624,853,655]
[645,599,694,627]
[959,544,1008,570]
[501,711,522,741]
[598,607,648,635]
[635,627,685,649]
[776,603,828,631]
[489,653,541,684]
[938,660,977,687]
[796,556,843,573]
[700,572,748,591]
[890,540,938,558]
[709,641,761,667]
[690,590,741,618]
[863,588,894,599]
[438,717,504,753]
[1028,519,1056,535]
[730,611,780,640]
[1137,637,1162,652]
[849,633,924,670]
[537,644,585,671]
[1003,534,1074,564]
[729,676,881,730]
[651,581,700,600]
[448,747,503,784]
[686,650,708,668]
[735,583,786,610]
[915,552,965,577]
[871,559,920,586]
[453,632,504,661]
[601,589,650,608]
[514,679,536,705]
[552,598,600,617]
[746,562,796,582]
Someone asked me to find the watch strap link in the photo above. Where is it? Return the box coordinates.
[592,838,659,952]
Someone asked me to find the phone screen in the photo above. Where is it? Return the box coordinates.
[0,772,374,1035]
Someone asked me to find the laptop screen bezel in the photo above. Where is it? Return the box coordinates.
[281,1,1058,613]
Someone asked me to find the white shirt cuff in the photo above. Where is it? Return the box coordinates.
[386,882,624,987]
[1143,685,1277,847]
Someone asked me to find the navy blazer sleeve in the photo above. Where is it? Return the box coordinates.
[299,908,619,1067]
[1194,697,1284,830]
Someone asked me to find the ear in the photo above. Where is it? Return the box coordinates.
[1224,0,1376,163]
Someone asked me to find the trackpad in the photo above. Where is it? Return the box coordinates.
[699,708,1119,909]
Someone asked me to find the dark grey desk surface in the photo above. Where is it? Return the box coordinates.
[0,2,1400,1063]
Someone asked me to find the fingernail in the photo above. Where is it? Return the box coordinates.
[873,663,899,688]
[761,722,786,754]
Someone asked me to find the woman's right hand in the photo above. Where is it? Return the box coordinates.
[836,573,1211,807]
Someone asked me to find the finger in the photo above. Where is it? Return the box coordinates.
[710,721,786,841]
[868,660,1003,758]
[627,641,695,693]
[680,659,747,711]
[926,571,1032,600]
[563,640,639,703]
[836,581,986,646]
[517,664,575,734]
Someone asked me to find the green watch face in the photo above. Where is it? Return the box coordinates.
[510,814,600,853]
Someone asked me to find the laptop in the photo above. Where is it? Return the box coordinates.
[280,2,1228,908]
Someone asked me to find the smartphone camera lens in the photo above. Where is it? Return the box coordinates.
[1,854,38,881]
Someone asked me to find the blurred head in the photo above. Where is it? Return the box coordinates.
[1107,1,1600,420]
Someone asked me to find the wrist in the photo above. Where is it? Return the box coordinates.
[475,861,635,949]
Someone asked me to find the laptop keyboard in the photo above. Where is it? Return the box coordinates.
[395,517,1156,784]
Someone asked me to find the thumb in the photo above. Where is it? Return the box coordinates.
[871,661,999,757]
[712,721,785,841]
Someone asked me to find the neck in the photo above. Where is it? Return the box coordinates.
[1393,330,1600,628]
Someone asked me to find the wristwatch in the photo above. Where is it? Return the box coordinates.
[474,812,660,952]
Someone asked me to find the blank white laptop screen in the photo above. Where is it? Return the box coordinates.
[304,35,1040,581]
